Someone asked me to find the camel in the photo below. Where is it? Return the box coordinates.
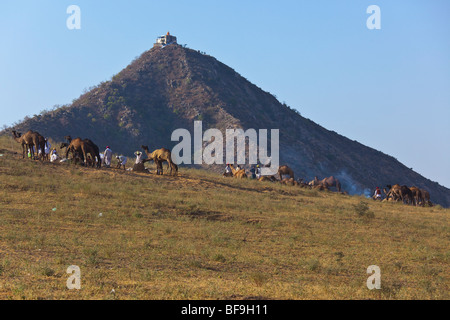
[83,139,101,166]
[383,186,395,200]
[309,176,341,192]
[384,185,402,202]
[229,164,247,179]
[410,186,423,206]
[258,176,277,182]
[11,130,43,160]
[278,165,294,180]
[312,184,328,191]
[384,184,413,205]
[12,130,31,159]
[61,136,72,154]
[400,185,414,205]
[280,178,299,186]
[65,138,101,168]
[223,171,233,178]
[297,179,311,189]
[420,188,432,206]
[141,145,178,176]
[296,178,310,188]
[36,134,47,161]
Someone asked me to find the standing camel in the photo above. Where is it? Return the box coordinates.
[141,145,178,176]
[384,184,413,205]
[419,188,432,206]
[410,186,423,207]
[278,165,294,181]
[65,137,101,168]
[11,130,42,160]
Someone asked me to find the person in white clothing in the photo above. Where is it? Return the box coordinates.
[44,139,51,161]
[373,187,382,201]
[256,165,262,179]
[116,155,127,170]
[103,146,112,167]
[50,148,60,162]
[134,151,144,164]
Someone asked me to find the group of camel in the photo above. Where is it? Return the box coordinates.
[61,136,102,168]
[224,164,344,193]
[59,138,179,176]
[225,165,434,206]
[10,131,432,205]
[11,130,178,176]
[382,184,432,207]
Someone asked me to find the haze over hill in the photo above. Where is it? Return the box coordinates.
[3,41,450,207]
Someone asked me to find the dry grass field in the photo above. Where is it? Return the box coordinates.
[0,135,448,300]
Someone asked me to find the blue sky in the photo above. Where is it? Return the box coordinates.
[1,0,449,188]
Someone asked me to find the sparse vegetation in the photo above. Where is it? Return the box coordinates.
[0,135,448,300]
[353,200,375,219]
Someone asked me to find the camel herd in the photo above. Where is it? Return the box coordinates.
[223,164,433,206]
[223,164,346,193]
[10,130,433,205]
[61,136,101,168]
[382,184,432,207]
[11,130,179,176]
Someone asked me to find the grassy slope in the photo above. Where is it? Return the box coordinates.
[0,135,448,300]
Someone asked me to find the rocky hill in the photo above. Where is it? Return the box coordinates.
[4,43,450,207]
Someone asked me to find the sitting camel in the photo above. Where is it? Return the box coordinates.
[141,145,178,176]
[312,184,328,191]
[229,164,247,179]
[309,176,341,192]
[297,178,311,189]
[280,178,299,186]
[278,165,294,181]
[258,175,277,182]
[223,171,233,178]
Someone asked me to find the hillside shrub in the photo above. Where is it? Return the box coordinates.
[353,201,375,219]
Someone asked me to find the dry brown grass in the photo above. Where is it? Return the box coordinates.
[0,135,449,300]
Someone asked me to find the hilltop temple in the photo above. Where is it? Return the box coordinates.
[154,32,178,48]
